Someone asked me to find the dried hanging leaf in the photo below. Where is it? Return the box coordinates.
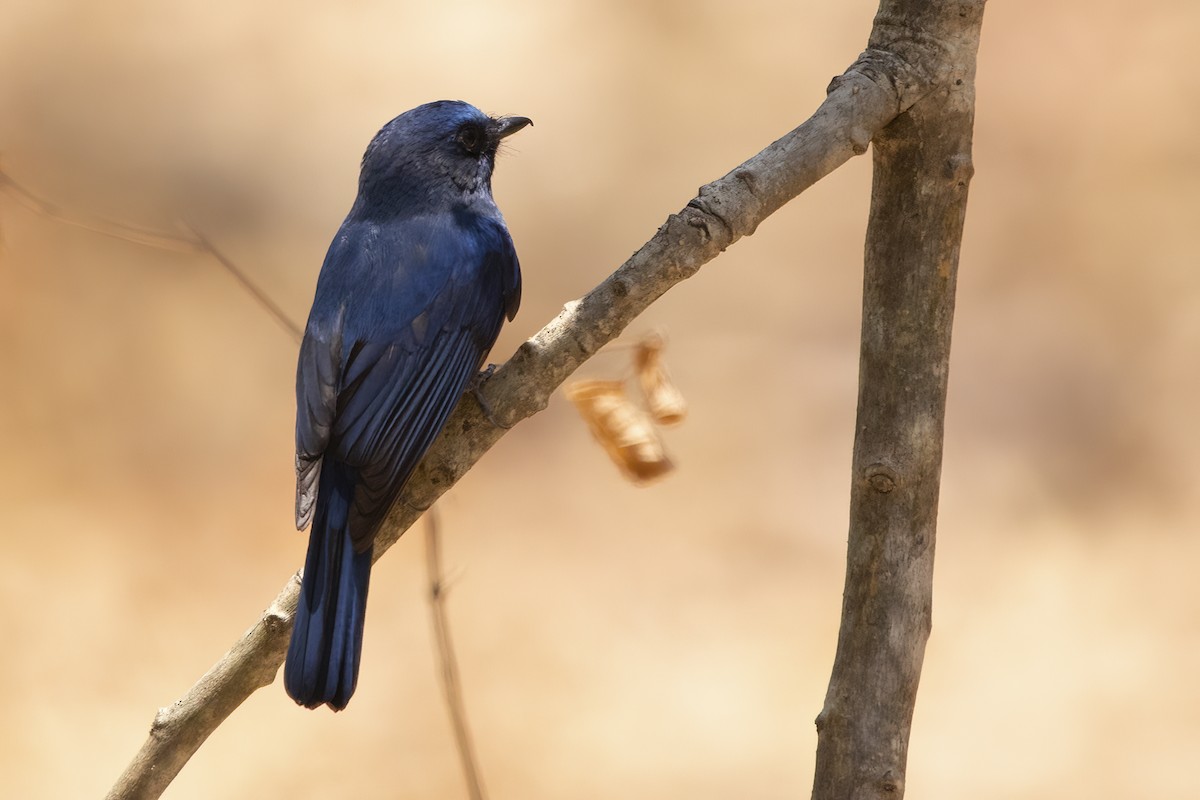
[634,333,687,426]
[565,379,673,485]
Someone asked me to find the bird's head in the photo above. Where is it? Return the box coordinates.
[354,100,531,216]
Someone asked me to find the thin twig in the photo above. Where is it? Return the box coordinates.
[0,163,303,342]
[425,509,488,800]
[0,165,203,253]
[184,222,303,342]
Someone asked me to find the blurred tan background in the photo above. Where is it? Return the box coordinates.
[2,1,1197,798]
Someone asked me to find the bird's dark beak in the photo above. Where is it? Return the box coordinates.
[491,116,533,140]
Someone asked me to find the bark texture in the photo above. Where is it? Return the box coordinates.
[810,2,986,799]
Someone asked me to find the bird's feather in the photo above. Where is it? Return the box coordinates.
[295,212,517,550]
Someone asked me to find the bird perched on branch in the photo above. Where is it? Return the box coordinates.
[285,101,530,710]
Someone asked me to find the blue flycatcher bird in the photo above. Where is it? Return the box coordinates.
[285,101,530,710]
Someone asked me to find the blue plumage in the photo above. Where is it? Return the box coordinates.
[285,101,530,710]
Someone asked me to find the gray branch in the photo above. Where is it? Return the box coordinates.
[811,2,986,799]
[106,9,969,795]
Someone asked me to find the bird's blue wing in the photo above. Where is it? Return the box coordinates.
[495,220,521,322]
[295,212,518,550]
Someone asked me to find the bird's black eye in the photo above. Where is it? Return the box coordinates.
[456,123,486,155]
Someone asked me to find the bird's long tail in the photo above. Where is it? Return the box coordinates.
[285,460,372,710]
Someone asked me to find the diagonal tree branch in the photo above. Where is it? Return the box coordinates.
[103,37,941,800]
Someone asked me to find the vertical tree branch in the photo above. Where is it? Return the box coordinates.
[811,2,985,799]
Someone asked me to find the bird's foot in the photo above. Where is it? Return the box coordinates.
[470,364,511,429]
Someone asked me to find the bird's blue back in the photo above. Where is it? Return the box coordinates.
[296,209,518,545]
